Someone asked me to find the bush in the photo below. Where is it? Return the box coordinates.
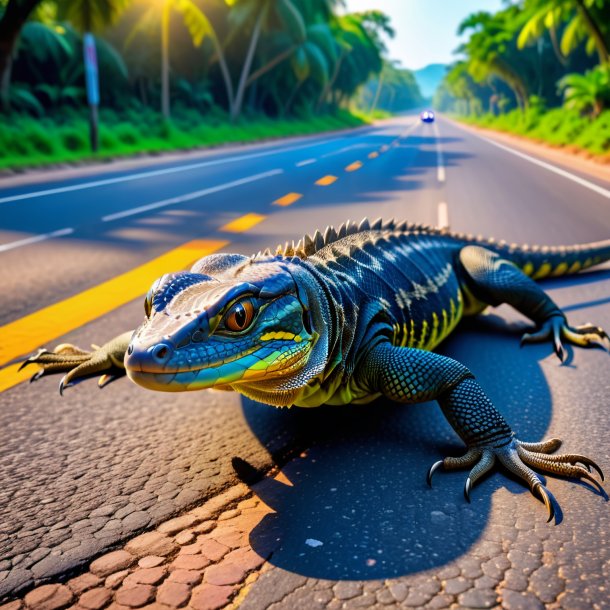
[0,107,369,170]
[458,106,609,156]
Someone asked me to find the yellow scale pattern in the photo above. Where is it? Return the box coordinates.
[392,292,463,352]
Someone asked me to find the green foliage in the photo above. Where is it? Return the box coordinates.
[458,105,610,155]
[0,108,369,169]
[559,64,610,116]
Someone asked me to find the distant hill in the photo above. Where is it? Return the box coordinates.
[413,64,447,99]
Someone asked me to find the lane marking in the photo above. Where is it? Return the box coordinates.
[380,145,389,153]
[315,175,338,186]
[101,170,282,223]
[368,152,379,159]
[433,121,446,183]
[0,227,74,253]
[320,143,368,159]
[437,202,449,229]
[0,239,227,380]
[0,137,349,205]
[296,159,316,167]
[273,192,302,207]
[345,161,362,172]
[220,213,266,233]
[452,121,610,200]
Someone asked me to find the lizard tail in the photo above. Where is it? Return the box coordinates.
[486,239,610,279]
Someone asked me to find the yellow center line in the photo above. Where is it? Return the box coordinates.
[368,152,379,159]
[0,239,227,393]
[315,175,338,186]
[273,193,302,207]
[345,161,363,172]
[380,145,389,153]
[220,213,266,233]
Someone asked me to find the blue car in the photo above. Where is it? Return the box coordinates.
[420,110,435,123]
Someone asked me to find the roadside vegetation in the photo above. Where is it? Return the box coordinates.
[434,0,610,160]
[0,0,423,170]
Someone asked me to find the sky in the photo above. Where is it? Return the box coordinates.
[344,0,506,71]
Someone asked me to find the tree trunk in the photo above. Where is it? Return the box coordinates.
[369,71,384,114]
[212,37,235,115]
[245,45,295,88]
[573,0,610,65]
[161,1,171,119]
[281,78,303,117]
[0,0,41,111]
[316,49,345,112]
[231,10,264,122]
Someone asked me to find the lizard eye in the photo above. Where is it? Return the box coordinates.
[224,299,255,332]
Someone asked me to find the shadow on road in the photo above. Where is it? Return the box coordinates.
[237,315,555,579]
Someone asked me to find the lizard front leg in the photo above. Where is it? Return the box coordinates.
[361,343,604,521]
[20,331,134,393]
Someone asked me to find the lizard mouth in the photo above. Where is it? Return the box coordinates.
[126,341,313,392]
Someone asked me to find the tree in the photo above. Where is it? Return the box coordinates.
[518,0,610,65]
[226,0,309,121]
[0,0,42,110]
[131,0,231,119]
[559,64,610,117]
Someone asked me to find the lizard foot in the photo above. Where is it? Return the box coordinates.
[19,331,132,394]
[521,315,610,362]
[427,437,604,522]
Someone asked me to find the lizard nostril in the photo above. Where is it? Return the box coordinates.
[151,344,170,361]
[127,344,134,356]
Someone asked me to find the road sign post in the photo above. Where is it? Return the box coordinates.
[83,33,100,152]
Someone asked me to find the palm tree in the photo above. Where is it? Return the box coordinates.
[0,0,44,111]
[559,64,610,117]
[518,0,610,65]
[132,0,232,119]
[459,9,532,111]
[226,0,307,121]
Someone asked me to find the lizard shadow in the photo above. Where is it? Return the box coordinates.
[237,322,556,580]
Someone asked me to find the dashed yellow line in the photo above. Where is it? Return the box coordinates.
[368,152,379,159]
[273,193,302,207]
[315,175,338,186]
[0,239,227,392]
[220,213,266,233]
[345,161,363,172]
[380,145,389,153]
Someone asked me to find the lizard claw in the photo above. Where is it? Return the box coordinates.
[19,332,132,394]
[521,315,609,362]
[428,437,603,521]
[426,460,444,487]
[533,483,555,523]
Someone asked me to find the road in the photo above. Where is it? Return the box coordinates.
[0,115,609,608]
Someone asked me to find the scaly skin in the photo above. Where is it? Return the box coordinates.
[22,218,610,521]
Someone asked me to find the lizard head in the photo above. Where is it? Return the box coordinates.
[124,254,319,394]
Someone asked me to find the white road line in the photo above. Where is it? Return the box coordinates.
[101,169,283,222]
[0,137,344,205]
[437,202,449,229]
[296,159,317,167]
[0,227,74,253]
[400,121,420,139]
[320,143,368,158]
[433,122,445,183]
[453,121,610,200]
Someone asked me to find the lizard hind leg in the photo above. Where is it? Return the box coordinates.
[459,245,610,361]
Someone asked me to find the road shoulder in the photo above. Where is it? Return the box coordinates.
[447,118,610,185]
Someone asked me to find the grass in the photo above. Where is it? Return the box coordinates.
[0,106,371,171]
[457,107,610,160]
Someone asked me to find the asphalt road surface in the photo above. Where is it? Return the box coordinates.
[1,115,609,608]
